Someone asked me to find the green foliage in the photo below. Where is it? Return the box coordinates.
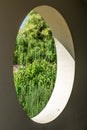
[14,60,56,117]
[13,10,55,65]
[13,10,57,118]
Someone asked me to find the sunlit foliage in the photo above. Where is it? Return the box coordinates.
[13,10,57,118]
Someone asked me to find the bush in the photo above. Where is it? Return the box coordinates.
[14,59,56,117]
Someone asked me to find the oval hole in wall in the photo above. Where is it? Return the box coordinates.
[13,5,75,124]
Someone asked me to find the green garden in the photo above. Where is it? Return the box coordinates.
[13,10,57,118]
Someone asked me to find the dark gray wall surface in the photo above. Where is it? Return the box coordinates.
[0,0,87,130]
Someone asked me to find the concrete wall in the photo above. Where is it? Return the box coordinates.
[0,0,87,130]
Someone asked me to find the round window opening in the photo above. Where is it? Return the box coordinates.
[13,6,75,124]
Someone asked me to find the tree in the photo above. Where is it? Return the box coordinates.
[13,10,55,65]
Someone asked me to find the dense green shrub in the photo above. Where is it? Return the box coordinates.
[13,10,57,118]
[14,60,56,117]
